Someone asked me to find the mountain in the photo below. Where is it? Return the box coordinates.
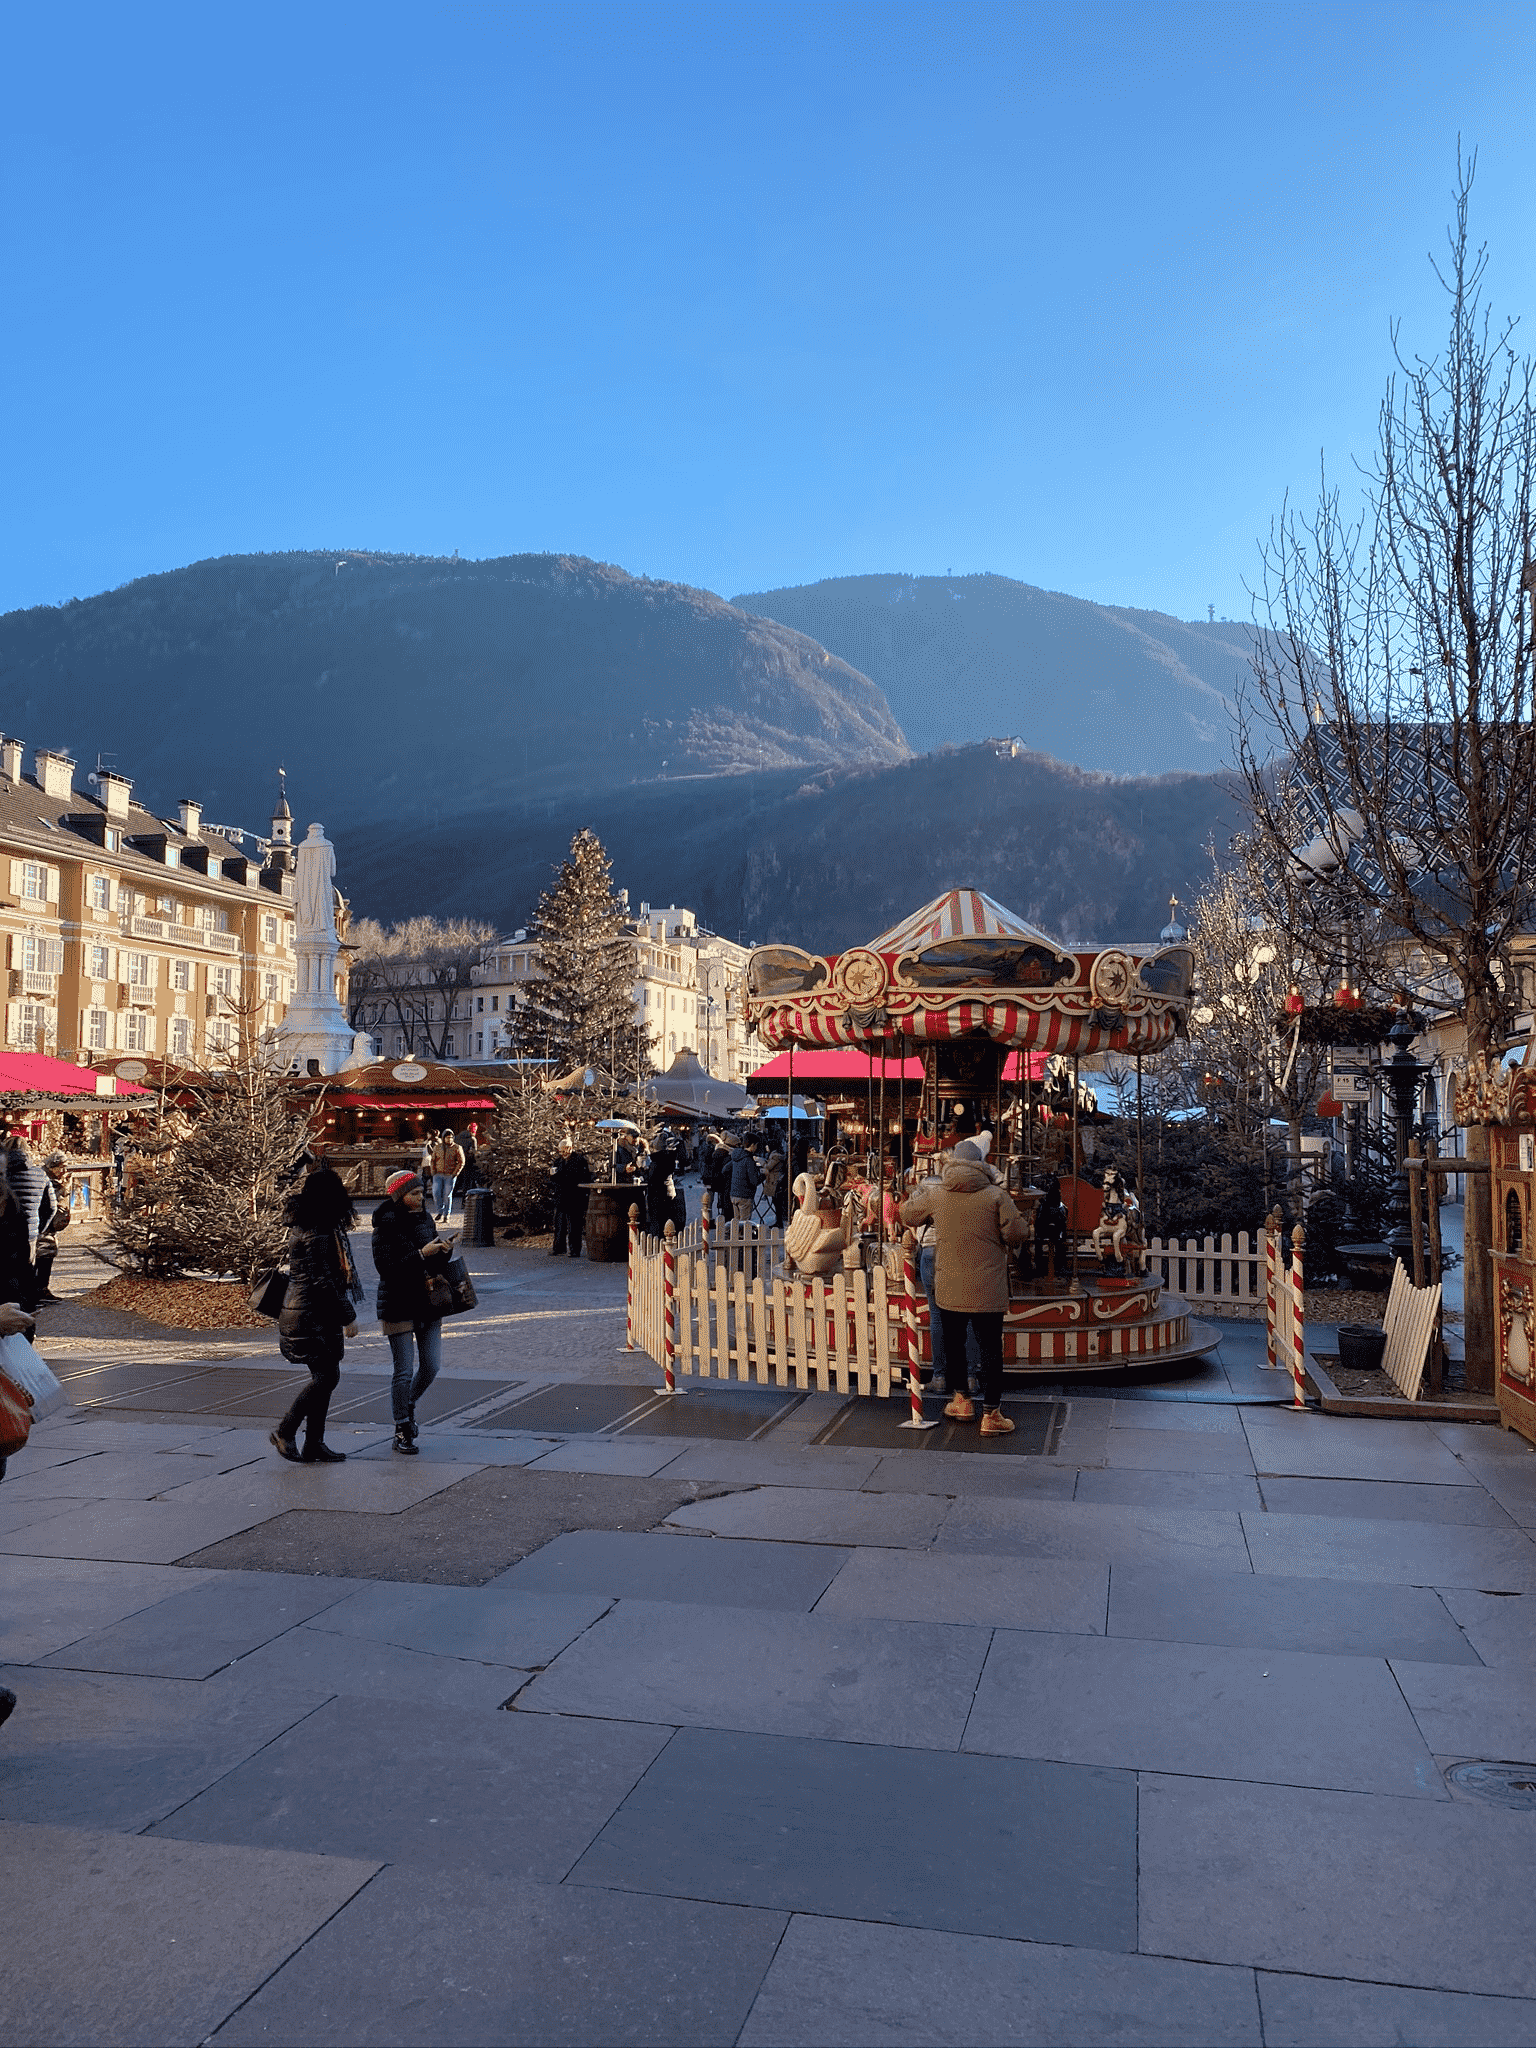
[334,743,1240,952]
[731,573,1257,778]
[0,551,909,833]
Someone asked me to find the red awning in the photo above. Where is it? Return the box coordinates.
[0,1052,149,1098]
[328,1094,497,1110]
[748,1049,926,1087]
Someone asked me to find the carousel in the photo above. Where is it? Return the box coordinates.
[746,888,1218,1375]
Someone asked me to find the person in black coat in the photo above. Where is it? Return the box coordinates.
[0,1181,37,1317]
[371,1170,453,1456]
[271,1165,363,1465]
[549,1137,591,1257]
[646,1135,686,1238]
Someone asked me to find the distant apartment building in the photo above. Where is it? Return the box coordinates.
[0,738,306,1065]
[359,902,766,1082]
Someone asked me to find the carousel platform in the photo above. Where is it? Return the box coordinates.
[919,1274,1221,1375]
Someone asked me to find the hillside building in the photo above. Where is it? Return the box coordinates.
[0,739,311,1068]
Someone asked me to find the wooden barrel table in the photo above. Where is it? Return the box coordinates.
[583,1182,637,1262]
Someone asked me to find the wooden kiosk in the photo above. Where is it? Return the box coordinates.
[1455,1047,1536,1446]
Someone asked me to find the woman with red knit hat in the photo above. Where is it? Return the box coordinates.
[371,1170,454,1456]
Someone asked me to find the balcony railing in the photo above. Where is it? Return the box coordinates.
[20,971,57,996]
[206,930,241,954]
[128,915,165,940]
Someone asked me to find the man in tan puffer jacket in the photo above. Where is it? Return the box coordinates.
[898,1140,1028,1435]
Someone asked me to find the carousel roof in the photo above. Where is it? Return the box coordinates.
[869,889,1061,954]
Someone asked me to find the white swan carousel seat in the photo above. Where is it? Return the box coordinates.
[783,1171,851,1277]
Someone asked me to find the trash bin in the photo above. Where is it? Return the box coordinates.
[1337,1323,1387,1373]
[462,1188,495,1247]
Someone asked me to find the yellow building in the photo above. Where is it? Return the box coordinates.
[0,739,300,1067]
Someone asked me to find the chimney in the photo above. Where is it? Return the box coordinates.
[99,770,133,819]
[0,737,20,782]
[178,797,202,838]
[35,748,75,800]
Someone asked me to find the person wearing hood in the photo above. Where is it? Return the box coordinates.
[372,1170,454,1454]
[899,1139,1027,1435]
[270,1163,363,1464]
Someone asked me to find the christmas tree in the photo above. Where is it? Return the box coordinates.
[526,830,651,1084]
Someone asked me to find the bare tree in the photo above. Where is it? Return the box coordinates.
[1236,152,1536,1389]
[347,916,497,1060]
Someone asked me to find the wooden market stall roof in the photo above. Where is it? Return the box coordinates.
[0,1052,149,1098]
[318,1059,498,1110]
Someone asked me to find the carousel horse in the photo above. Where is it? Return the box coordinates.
[1091,1168,1144,1274]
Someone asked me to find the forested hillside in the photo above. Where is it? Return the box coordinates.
[335,744,1240,952]
[734,572,1257,777]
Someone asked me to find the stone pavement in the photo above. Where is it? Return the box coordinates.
[3,1227,1536,2044]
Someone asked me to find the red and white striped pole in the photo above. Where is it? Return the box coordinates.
[1289,1222,1307,1408]
[625,1204,640,1350]
[1264,1209,1278,1373]
[898,1229,938,1430]
[659,1218,678,1395]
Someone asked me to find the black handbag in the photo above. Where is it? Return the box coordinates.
[249,1268,290,1320]
[425,1254,477,1318]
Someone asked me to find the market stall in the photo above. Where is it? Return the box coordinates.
[309,1059,499,1193]
[0,1052,152,1210]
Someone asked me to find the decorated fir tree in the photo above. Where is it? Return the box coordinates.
[526,830,650,1084]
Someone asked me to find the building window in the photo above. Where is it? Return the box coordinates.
[491,994,499,1012]
[19,935,64,976]
[475,1032,484,1054]
[125,951,154,988]
[263,914,278,944]
[88,944,111,982]
[171,958,192,992]
[20,862,45,901]
[122,1010,150,1053]
[90,875,111,911]
[264,972,280,1003]
[168,1015,192,1060]
[105,829,119,852]
[445,1036,455,1057]
[476,996,484,1012]
[157,895,174,917]
[207,858,220,879]
[85,1008,110,1050]
[394,1035,405,1054]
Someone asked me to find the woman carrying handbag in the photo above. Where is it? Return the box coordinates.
[371,1170,454,1456]
[270,1163,364,1465]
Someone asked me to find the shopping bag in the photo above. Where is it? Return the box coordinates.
[0,1332,65,1421]
[427,1256,477,1317]
[248,1269,290,1320]
[0,1368,31,1458]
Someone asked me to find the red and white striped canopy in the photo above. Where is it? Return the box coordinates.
[870,889,1060,953]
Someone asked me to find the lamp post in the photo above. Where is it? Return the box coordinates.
[1383,1005,1424,1265]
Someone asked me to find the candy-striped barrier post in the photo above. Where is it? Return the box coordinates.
[898,1230,939,1430]
[1264,1210,1278,1372]
[625,1204,640,1349]
[1288,1222,1307,1408]
[657,1219,679,1396]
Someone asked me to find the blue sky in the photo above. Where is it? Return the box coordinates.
[3,1,1532,622]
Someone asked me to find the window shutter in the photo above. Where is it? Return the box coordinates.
[7,860,20,898]
[3,1001,15,1044]
[46,865,60,904]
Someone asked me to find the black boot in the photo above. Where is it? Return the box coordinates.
[302,1440,346,1464]
[393,1426,418,1456]
[407,1404,419,1441]
[0,1686,16,1729]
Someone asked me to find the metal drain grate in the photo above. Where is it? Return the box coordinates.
[1445,1761,1536,1810]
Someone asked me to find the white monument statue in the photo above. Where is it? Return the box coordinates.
[271,822,373,1076]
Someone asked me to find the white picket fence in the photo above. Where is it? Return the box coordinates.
[627,1218,897,1397]
[1146,1233,1266,1318]
[1264,1213,1307,1408]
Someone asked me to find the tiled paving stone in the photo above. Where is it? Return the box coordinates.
[472,1381,669,1434]
[1107,1562,1482,1664]
[328,1376,522,1425]
[812,1397,1064,1456]
[517,1598,990,1747]
[0,1495,283,1566]
[963,1631,1443,1798]
[935,1497,1252,1573]
[495,1529,851,1612]
[614,1384,805,1441]
[859,1453,1079,1500]
[37,1571,361,1679]
[1257,1475,1517,1526]
[1256,1970,1536,2048]
[665,1484,950,1549]
[0,1665,336,1832]
[151,1693,671,1881]
[307,1579,613,1665]
[1242,1413,1475,1486]
[177,1465,744,1585]
[0,1556,221,1665]
[525,1439,688,1477]
[1139,1772,1536,1996]
[1436,1588,1536,1669]
[215,1863,788,2048]
[815,1548,1109,1635]
[1073,1468,1265,1513]
[210,1623,530,1710]
[738,1914,1264,2048]
[1242,1510,1536,1593]
[1102,1424,1257,1473]
[569,1724,1139,1952]
[1390,1660,1536,1767]
[645,1441,883,1490]
[0,1820,379,2048]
